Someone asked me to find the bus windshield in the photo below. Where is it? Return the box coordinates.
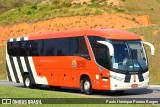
[88,36,148,74]
[111,40,148,73]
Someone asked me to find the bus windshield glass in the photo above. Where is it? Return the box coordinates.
[88,36,148,73]
[111,40,148,73]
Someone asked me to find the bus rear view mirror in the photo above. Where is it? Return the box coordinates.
[143,42,155,55]
[97,41,114,56]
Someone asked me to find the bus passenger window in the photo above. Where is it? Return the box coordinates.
[18,41,30,56]
[44,38,70,56]
[29,40,43,56]
[71,37,90,60]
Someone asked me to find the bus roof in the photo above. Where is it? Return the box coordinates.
[9,29,140,41]
[85,29,140,40]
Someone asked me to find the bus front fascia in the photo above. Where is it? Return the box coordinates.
[96,40,155,83]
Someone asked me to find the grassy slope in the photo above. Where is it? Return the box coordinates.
[0,5,103,25]
[0,0,41,14]
[0,0,104,25]
[0,0,127,25]
[156,0,160,3]
[128,24,160,84]
[0,47,6,80]
[124,0,160,24]
[0,0,160,25]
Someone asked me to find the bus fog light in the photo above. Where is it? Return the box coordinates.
[102,79,108,82]
[102,77,108,82]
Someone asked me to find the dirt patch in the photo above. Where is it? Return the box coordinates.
[136,15,152,26]
[0,13,151,46]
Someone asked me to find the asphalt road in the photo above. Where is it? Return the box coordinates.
[0,80,160,98]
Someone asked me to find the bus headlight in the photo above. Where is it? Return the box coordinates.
[110,74,124,82]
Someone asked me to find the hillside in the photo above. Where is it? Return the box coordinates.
[0,0,160,84]
[0,0,154,46]
[0,13,151,46]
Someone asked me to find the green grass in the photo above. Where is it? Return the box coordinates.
[0,0,126,25]
[0,0,160,25]
[128,24,160,84]
[0,5,103,25]
[0,0,41,14]
[0,86,83,98]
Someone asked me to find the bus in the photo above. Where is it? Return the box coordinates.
[6,29,155,94]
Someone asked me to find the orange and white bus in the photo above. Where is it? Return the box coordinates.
[6,29,154,94]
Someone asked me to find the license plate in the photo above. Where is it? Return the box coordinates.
[131,84,138,88]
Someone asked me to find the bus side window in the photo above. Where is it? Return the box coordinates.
[70,38,78,56]
[29,40,43,56]
[44,38,70,56]
[7,42,14,56]
[88,36,112,70]
[71,37,90,60]
[8,41,30,56]
[17,41,29,56]
[55,38,70,56]
[7,41,18,56]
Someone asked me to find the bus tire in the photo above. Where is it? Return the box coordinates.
[80,79,84,93]
[23,74,35,88]
[82,77,93,95]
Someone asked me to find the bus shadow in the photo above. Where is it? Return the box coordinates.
[16,85,153,97]
[60,88,153,97]
[93,89,153,97]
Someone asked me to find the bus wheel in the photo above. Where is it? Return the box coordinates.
[23,74,34,88]
[82,77,93,95]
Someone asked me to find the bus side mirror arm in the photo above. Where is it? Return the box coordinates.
[97,41,114,56]
[143,41,155,55]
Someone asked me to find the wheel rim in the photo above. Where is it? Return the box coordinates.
[25,77,30,87]
[84,80,90,91]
